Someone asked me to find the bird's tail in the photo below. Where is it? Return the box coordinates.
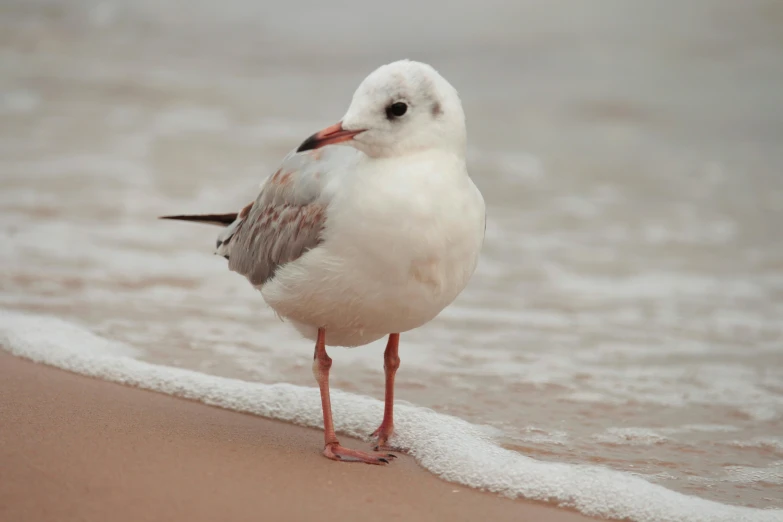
[158,213,238,227]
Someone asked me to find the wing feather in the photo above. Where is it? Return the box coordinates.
[216,146,358,286]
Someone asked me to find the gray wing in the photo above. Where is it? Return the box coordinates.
[216,146,359,287]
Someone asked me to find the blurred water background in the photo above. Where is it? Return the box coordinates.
[1,0,782,509]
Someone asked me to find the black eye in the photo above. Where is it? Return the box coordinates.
[386,102,408,119]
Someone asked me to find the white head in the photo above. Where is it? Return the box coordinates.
[296,60,467,159]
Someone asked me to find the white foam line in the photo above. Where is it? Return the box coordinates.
[0,309,779,522]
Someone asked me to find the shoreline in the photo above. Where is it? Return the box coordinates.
[0,351,594,522]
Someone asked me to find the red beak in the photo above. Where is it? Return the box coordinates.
[296,122,365,152]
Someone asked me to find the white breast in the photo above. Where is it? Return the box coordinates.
[261,151,485,347]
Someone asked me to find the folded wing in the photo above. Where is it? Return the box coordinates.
[217,147,358,287]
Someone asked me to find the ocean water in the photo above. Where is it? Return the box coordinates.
[1,0,782,519]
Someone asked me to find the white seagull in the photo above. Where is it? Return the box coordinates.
[161,60,486,464]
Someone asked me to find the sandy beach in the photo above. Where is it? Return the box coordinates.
[0,352,593,522]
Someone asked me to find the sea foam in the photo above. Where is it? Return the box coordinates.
[0,309,780,522]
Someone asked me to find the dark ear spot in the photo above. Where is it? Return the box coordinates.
[431,102,442,117]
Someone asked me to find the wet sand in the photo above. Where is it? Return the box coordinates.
[0,352,594,522]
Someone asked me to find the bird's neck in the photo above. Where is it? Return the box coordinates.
[360,148,466,176]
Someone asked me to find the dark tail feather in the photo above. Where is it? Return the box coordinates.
[159,213,238,227]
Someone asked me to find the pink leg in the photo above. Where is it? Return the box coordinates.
[313,328,396,464]
[371,333,400,451]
